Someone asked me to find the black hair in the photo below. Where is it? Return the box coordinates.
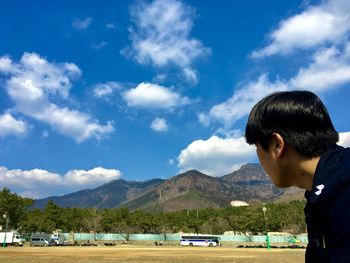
[245,90,339,157]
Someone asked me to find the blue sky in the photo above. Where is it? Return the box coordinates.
[1,0,350,198]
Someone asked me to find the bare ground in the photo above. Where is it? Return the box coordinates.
[0,246,305,263]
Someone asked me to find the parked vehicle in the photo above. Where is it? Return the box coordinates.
[30,237,50,247]
[30,233,54,246]
[0,232,24,246]
[30,232,66,246]
[50,232,65,246]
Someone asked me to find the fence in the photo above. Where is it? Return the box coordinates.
[63,233,308,243]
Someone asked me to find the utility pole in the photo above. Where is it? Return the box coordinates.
[2,213,8,248]
[262,204,270,250]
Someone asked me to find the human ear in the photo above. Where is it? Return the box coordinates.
[271,132,285,157]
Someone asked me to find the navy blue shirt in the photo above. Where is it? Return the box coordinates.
[305,144,350,262]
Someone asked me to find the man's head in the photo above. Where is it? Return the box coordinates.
[245,90,338,157]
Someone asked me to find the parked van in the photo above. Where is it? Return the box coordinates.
[30,237,50,246]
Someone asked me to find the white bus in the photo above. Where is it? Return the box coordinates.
[180,235,221,247]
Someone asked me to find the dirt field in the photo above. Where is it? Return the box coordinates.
[0,246,305,263]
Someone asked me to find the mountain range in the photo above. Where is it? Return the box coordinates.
[33,163,304,211]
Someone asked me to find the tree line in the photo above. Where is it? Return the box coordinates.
[0,187,306,235]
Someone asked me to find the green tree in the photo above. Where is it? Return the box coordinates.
[42,200,64,231]
[22,208,45,233]
[131,210,159,233]
[0,187,33,230]
[61,207,86,232]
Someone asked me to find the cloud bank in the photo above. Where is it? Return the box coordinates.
[339,132,350,147]
[177,135,256,177]
[0,166,122,199]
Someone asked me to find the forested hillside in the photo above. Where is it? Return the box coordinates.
[1,188,306,235]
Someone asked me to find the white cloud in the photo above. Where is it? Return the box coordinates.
[200,63,350,129]
[0,166,122,198]
[178,135,256,176]
[201,66,350,141]
[0,113,28,138]
[0,56,14,73]
[252,0,350,58]
[123,0,209,84]
[63,167,121,188]
[0,53,114,142]
[29,104,114,143]
[339,132,350,147]
[123,82,189,109]
[3,52,81,102]
[291,45,350,91]
[201,74,288,127]
[0,166,62,198]
[91,42,108,50]
[93,81,123,98]
[72,17,93,31]
[151,118,168,132]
